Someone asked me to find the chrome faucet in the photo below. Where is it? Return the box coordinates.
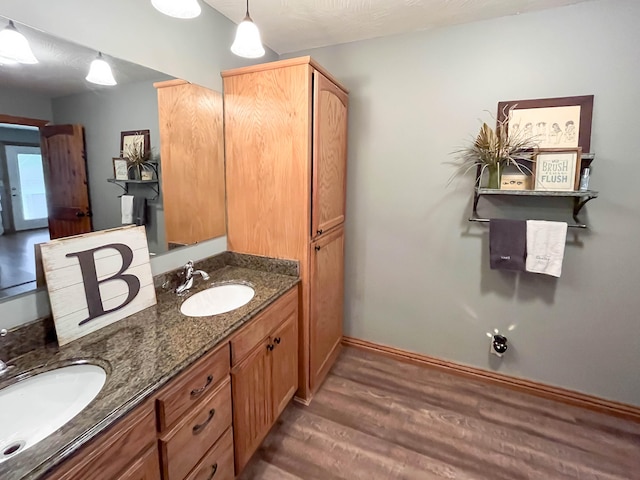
[0,329,12,377]
[176,261,210,294]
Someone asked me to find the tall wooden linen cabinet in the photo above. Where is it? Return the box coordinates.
[223,57,348,402]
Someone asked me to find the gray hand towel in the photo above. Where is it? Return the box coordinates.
[132,196,147,226]
[489,219,527,271]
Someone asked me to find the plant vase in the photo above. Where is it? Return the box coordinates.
[486,164,501,189]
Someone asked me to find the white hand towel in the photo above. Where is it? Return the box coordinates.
[121,195,134,224]
[526,220,568,277]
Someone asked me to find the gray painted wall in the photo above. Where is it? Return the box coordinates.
[52,78,170,254]
[0,87,53,120]
[285,0,640,405]
[0,0,278,330]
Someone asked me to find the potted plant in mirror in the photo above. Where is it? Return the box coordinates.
[450,111,539,189]
[122,142,154,181]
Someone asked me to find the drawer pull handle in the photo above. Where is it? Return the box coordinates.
[190,375,214,397]
[274,337,281,345]
[317,229,323,235]
[207,463,218,480]
[267,344,274,351]
[192,408,216,435]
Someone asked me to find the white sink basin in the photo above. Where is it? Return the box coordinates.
[0,364,106,464]
[180,284,255,317]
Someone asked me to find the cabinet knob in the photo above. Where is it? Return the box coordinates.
[315,245,321,252]
[267,344,274,351]
[274,337,281,345]
[317,229,323,235]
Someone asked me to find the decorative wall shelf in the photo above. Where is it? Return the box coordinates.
[470,188,599,229]
[107,178,160,199]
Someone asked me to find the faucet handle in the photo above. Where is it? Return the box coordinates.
[183,260,195,276]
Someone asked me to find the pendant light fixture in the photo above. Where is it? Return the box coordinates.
[231,0,265,59]
[86,52,117,86]
[0,55,18,66]
[151,0,201,19]
[0,20,38,64]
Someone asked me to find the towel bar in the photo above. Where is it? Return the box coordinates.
[468,217,587,229]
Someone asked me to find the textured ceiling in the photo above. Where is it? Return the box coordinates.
[205,0,595,54]
[0,17,166,98]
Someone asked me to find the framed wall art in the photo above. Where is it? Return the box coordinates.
[533,148,582,191]
[497,95,594,152]
[120,129,150,159]
[500,173,531,191]
[112,157,129,180]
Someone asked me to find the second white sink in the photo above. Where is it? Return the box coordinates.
[180,284,255,317]
[0,363,106,464]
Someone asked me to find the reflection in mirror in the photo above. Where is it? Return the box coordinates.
[0,18,226,300]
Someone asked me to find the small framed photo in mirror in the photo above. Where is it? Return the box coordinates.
[500,173,531,190]
[120,130,150,159]
[113,157,129,180]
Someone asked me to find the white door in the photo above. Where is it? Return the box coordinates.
[5,145,49,231]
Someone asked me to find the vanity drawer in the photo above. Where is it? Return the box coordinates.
[50,401,156,480]
[160,378,232,480]
[230,286,297,365]
[157,342,230,431]
[184,428,234,480]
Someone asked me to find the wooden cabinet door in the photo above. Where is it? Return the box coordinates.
[270,309,299,419]
[311,71,348,239]
[310,227,345,391]
[117,446,160,480]
[231,338,273,474]
[155,80,226,246]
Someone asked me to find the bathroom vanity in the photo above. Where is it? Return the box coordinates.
[0,253,299,480]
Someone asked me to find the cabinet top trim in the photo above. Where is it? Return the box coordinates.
[221,56,349,94]
[154,79,190,89]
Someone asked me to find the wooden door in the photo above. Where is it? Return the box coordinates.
[309,226,345,391]
[117,446,160,480]
[311,71,348,239]
[231,337,273,474]
[40,124,92,239]
[270,311,299,418]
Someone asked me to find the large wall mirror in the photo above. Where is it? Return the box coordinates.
[0,18,226,300]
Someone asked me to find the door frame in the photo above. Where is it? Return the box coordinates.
[0,115,50,233]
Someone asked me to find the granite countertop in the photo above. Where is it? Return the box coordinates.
[0,252,299,480]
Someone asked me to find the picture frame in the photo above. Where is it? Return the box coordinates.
[112,157,129,180]
[533,148,582,191]
[500,173,531,191]
[120,130,150,159]
[497,95,594,152]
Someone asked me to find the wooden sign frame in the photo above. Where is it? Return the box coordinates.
[39,225,156,346]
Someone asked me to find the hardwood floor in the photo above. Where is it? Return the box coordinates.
[240,347,640,479]
[0,228,49,296]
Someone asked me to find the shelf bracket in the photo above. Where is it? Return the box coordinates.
[572,194,596,225]
[472,189,481,220]
[111,181,128,196]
